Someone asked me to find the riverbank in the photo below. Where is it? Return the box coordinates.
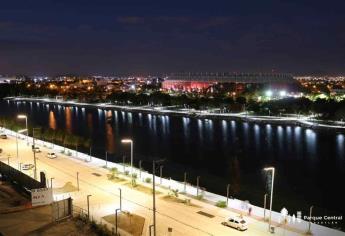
[4,96,345,132]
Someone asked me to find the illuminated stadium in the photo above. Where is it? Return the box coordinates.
[162,72,295,91]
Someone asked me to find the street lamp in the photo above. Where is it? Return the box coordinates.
[17,114,28,145]
[50,177,54,190]
[121,139,134,186]
[87,194,92,219]
[152,159,165,236]
[264,167,275,232]
[16,129,27,166]
[32,127,41,180]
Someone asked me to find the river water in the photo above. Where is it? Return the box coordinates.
[1,99,345,227]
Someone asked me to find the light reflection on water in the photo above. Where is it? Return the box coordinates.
[5,100,345,218]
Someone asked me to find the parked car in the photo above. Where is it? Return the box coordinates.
[222,216,248,231]
[32,146,41,153]
[22,164,34,170]
[47,152,57,159]
[0,134,7,139]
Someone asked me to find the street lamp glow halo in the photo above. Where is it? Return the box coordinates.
[264,167,275,171]
[17,115,27,119]
[121,139,133,143]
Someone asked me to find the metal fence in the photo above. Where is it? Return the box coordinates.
[52,197,73,221]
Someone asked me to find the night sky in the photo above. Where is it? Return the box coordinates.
[0,0,344,75]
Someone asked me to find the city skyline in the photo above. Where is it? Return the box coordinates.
[1,0,345,75]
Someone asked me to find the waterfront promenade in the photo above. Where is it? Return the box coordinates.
[1,128,344,235]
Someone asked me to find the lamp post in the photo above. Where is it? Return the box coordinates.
[264,167,275,232]
[17,114,28,145]
[87,194,92,219]
[196,176,200,197]
[51,177,54,190]
[121,139,134,186]
[32,127,41,180]
[77,172,80,191]
[183,172,187,193]
[226,184,230,206]
[307,205,314,234]
[115,208,121,235]
[139,160,142,179]
[119,188,122,211]
[152,159,165,236]
[105,151,108,168]
[16,129,27,167]
[159,165,163,185]
[264,193,268,221]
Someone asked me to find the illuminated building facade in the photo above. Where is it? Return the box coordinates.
[162,72,295,92]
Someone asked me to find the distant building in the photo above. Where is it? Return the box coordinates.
[0,76,17,84]
[162,72,295,92]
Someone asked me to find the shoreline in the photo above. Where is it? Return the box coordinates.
[4,96,345,132]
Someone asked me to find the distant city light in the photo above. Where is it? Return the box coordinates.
[265,90,273,97]
[279,90,287,97]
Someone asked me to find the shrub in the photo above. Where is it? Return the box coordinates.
[108,167,118,180]
[169,189,179,198]
[145,177,152,183]
[124,170,129,176]
[132,173,138,179]
[196,195,203,200]
[216,200,227,208]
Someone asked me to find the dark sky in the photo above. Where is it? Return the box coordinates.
[0,0,344,75]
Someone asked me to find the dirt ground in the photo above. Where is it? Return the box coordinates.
[103,211,145,236]
[0,180,30,211]
[28,218,100,236]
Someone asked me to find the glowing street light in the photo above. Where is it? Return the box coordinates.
[265,90,273,97]
[121,139,134,186]
[264,167,275,232]
[279,90,287,97]
[17,114,28,145]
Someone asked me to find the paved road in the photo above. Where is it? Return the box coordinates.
[0,135,302,236]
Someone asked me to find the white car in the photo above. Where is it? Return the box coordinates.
[47,152,57,159]
[223,216,248,231]
[22,164,34,170]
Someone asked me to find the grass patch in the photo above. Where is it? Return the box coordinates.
[215,200,227,208]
